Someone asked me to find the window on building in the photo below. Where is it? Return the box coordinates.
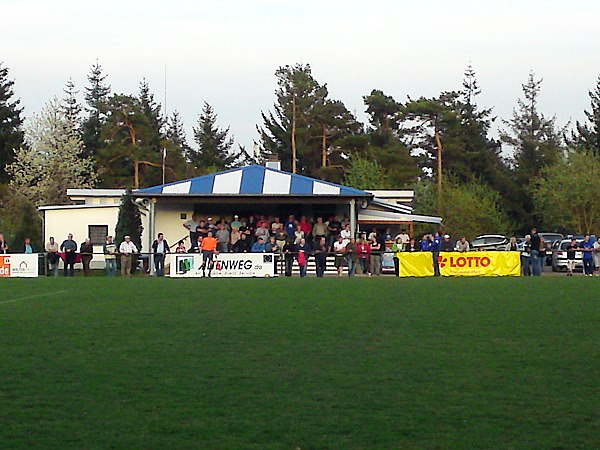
[88,225,109,246]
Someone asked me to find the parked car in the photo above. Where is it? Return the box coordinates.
[470,234,509,251]
[551,238,583,272]
[534,233,563,265]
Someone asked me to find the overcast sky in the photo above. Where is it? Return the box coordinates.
[3,0,599,151]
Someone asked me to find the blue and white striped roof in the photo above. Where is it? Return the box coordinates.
[136,165,370,197]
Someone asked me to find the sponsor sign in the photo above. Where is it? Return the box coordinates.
[0,254,39,278]
[168,253,276,278]
[398,251,521,277]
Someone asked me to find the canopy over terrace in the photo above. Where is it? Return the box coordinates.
[133,164,373,253]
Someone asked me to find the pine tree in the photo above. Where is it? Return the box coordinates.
[82,61,111,160]
[7,98,97,206]
[62,78,82,129]
[0,62,24,183]
[258,63,360,177]
[500,72,565,228]
[573,75,600,156]
[189,102,235,172]
[97,94,164,188]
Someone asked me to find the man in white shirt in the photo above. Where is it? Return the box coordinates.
[396,229,410,249]
[119,235,138,277]
[340,223,352,247]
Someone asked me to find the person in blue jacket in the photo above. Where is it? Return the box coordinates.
[431,232,442,276]
[251,236,267,253]
[580,234,595,276]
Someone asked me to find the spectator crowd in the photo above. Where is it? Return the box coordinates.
[2,217,599,278]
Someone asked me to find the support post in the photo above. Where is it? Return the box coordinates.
[349,199,356,238]
[149,199,156,275]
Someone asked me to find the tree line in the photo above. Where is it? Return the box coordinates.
[0,61,599,249]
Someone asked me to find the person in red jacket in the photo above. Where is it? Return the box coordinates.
[357,238,371,276]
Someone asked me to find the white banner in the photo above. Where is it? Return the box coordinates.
[0,254,39,278]
[168,253,276,278]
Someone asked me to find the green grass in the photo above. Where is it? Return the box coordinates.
[0,277,599,449]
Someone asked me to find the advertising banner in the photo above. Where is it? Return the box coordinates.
[0,254,39,278]
[168,253,276,278]
[398,251,521,277]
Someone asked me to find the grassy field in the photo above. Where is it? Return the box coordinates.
[0,276,599,449]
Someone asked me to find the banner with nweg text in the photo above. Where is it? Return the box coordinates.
[398,251,521,277]
[167,253,276,278]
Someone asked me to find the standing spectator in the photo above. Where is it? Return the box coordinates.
[60,233,78,277]
[251,236,267,252]
[294,224,305,245]
[283,237,295,277]
[370,234,383,276]
[80,238,93,277]
[431,232,442,276]
[340,223,352,245]
[441,234,454,252]
[396,229,410,250]
[266,236,281,275]
[391,237,403,277]
[566,238,577,277]
[593,238,600,272]
[539,238,547,273]
[230,226,241,248]
[22,238,34,253]
[175,240,187,253]
[521,235,531,276]
[183,214,200,244]
[119,235,138,278]
[284,215,297,240]
[314,236,328,277]
[298,216,312,244]
[232,233,251,253]
[246,215,257,238]
[216,223,230,253]
[191,235,203,253]
[0,233,8,253]
[529,228,542,276]
[152,232,170,276]
[357,238,371,275]
[405,238,419,252]
[345,238,358,277]
[206,217,217,234]
[312,217,328,243]
[46,237,60,277]
[295,237,311,277]
[580,234,595,276]
[328,215,342,249]
[420,234,432,252]
[505,236,518,251]
[455,236,470,252]
[103,236,118,276]
[255,221,270,242]
[230,214,242,230]
[333,235,346,277]
[270,217,283,237]
[200,230,218,277]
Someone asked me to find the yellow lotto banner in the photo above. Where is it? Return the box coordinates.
[398,251,521,277]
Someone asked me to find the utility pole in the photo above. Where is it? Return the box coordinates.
[434,114,443,207]
[291,92,297,174]
[162,64,167,185]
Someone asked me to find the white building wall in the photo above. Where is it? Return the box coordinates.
[43,205,149,270]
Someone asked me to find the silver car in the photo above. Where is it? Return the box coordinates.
[470,235,509,251]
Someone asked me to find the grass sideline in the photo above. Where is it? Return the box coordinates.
[0,277,599,449]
